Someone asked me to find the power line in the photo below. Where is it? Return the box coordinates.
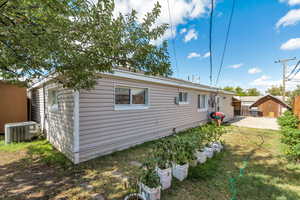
[166,0,179,77]
[215,0,236,86]
[286,59,300,80]
[289,65,300,80]
[209,0,214,85]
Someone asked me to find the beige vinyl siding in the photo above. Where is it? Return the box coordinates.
[218,94,234,121]
[30,83,75,162]
[30,88,44,124]
[78,77,213,162]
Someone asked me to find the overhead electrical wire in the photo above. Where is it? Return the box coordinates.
[166,0,179,77]
[209,0,214,85]
[288,66,300,81]
[286,59,300,80]
[215,0,236,86]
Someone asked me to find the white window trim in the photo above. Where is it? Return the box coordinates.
[197,94,208,112]
[178,101,189,105]
[114,84,150,110]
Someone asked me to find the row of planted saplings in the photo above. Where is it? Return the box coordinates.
[124,124,228,200]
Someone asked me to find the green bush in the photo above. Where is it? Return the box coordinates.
[278,111,300,161]
[277,111,299,129]
[280,127,300,160]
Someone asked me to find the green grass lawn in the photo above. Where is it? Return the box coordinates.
[0,127,300,200]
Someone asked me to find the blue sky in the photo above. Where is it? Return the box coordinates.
[165,0,300,92]
[113,0,300,92]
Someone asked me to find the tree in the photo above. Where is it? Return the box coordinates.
[0,0,171,90]
[223,86,235,93]
[235,86,247,96]
[266,85,283,96]
[246,88,261,96]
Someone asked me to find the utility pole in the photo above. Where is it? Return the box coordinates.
[275,57,296,102]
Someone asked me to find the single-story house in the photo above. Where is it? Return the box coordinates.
[28,69,234,164]
[0,81,28,133]
[249,95,290,118]
[234,95,290,117]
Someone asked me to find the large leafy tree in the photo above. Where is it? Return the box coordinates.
[246,88,261,96]
[266,85,284,96]
[0,0,172,90]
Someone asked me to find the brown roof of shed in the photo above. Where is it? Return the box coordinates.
[249,95,291,109]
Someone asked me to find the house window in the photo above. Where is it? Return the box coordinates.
[48,89,59,112]
[115,86,149,110]
[179,92,188,103]
[115,88,130,104]
[198,94,207,110]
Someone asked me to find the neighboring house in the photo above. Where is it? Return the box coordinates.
[249,95,290,118]
[0,81,28,133]
[28,69,234,164]
[234,95,289,117]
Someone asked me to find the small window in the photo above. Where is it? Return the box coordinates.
[115,86,148,110]
[115,88,130,104]
[179,92,188,103]
[48,89,59,112]
[132,88,146,104]
[198,94,207,110]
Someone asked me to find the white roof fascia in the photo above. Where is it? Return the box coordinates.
[29,69,235,95]
[104,70,234,95]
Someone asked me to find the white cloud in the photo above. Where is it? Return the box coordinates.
[227,63,243,69]
[279,0,300,6]
[187,52,201,59]
[203,52,210,58]
[276,9,300,29]
[280,38,300,50]
[184,29,198,42]
[180,28,187,34]
[111,0,211,43]
[248,67,262,74]
[250,75,280,87]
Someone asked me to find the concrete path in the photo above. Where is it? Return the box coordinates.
[229,116,279,130]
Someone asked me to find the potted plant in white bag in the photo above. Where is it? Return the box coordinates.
[124,178,146,200]
[171,136,195,181]
[153,140,173,190]
[200,125,215,158]
[192,132,207,164]
[209,124,227,153]
[139,160,161,200]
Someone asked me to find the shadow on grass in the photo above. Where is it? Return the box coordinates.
[1,128,300,200]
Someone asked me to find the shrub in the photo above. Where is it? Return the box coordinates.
[280,127,300,161]
[277,111,300,161]
[277,111,299,129]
